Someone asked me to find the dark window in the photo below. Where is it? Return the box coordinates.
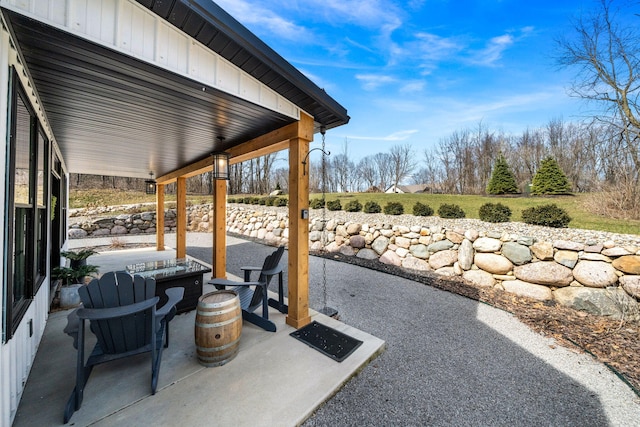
[3,68,50,340]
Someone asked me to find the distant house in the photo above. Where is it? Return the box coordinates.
[385,184,430,194]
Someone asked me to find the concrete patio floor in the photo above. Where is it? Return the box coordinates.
[13,245,385,426]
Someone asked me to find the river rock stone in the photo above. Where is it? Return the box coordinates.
[503,280,553,301]
[554,250,579,269]
[572,261,619,288]
[501,242,532,265]
[395,236,411,249]
[340,245,355,256]
[356,248,378,260]
[530,241,554,260]
[516,236,535,246]
[554,287,639,320]
[427,240,454,253]
[410,244,429,259]
[380,250,402,266]
[402,257,432,271]
[602,247,632,257]
[620,275,640,299]
[445,230,465,244]
[579,253,611,262]
[350,235,366,249]
[68,228,88,239]
[346,223,361,235]
[458,239,474,271]
[473,237,502,252]
[372,236,390,255]
[554,240,584,251]
[513,262,573,287]
[429,250,458,270]
[464,229,479,242]
[612,255,640,275]
[463,270,495,288]
[110,225,127,235]
[474,253,513,275]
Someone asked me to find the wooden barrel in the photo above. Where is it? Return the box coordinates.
[195,290,242,367]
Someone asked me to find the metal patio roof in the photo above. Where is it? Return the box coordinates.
[2,1,349,178]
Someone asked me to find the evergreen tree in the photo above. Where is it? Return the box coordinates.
[486,154,519,195]
[531,156,572,195]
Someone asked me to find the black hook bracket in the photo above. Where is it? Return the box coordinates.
[302,147,330,175]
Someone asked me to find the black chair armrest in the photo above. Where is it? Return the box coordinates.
[261,264,283,277]
[156,287,184,318]
[76,297,159,320]
[209,278,263,288]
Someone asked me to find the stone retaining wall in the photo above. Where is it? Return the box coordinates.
[70,204,640,320]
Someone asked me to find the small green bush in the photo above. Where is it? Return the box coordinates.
[412,202,434,216]
[243,197,252,204]
[258,198,266,205]
[438,203,466,219]
[383,202,404,215]
[264,196,275,206]
[344,200,362,212]
[310,198,325,209]
[326,199,342,211]
[363,201,382,213]
[521,204,571,228]
[478,203,512,223]
[227,197,236,203]
[275,197,288,207]
[250,197,261,205]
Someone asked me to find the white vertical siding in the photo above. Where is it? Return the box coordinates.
[0,0,301,120]
[0,20,51,427]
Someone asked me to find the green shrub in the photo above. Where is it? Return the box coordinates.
[264,197,275,206]
[521,204,571,228]
[243,197,252,204]
[363,201,382,213]
[258,198,267,205]
[384,202,404,215]
[478,203,512,223]
[250,197,261,204]
[412,202,434,216]
[310,198,325,209]
[438,203,466,218]
[275,197,288,207]
[326,199,342,211]
[344,200,362,212]
[227,197,236,203]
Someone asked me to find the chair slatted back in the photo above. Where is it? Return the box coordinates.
[79,271,156,354]
[248,246,285,310]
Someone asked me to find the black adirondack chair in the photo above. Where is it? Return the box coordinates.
[62,271,184,423]
[208,246,286,332]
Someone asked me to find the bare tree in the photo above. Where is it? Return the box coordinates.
[557,0,640,178]
[389,144,415,191]
[358,155,379,190]
[374,152,394,191]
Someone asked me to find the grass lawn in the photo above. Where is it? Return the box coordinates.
[70,189,640,236]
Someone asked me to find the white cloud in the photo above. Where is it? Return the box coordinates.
[355,74,396,90]
[214,0,311,41]
[347,129,419,141]
[468,34,515,66]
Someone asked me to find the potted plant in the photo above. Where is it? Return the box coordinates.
[54,249,100,308]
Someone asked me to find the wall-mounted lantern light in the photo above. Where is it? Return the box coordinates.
[212,137,230,180]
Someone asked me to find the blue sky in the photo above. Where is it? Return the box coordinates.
[215,0,602,161]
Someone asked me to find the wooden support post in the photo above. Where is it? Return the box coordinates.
[176,177,187,259]
[156,183,165,251]
[286,114,314,329]
[213,179,227,278]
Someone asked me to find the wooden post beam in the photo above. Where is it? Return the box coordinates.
[213,179,227,278]
[156,183,165,251]
[176,177,187,259]
[286,112,314,329]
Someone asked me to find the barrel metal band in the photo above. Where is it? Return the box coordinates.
[197,305,239,316]
[195,315,242,328]
[196,337,240,352]
[200,296,238,309]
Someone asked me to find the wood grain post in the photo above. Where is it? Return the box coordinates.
[156,183,165,251]
[286,113,314,329]
[176,176,187,259]
[213,178,227,278]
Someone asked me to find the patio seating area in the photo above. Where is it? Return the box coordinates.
[13,244,385,426]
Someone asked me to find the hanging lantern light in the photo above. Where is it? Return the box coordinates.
[145,172,156,195]
[212,137,230,180]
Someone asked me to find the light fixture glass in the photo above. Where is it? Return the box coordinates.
[211,152,230,180]
[145,172,156,195]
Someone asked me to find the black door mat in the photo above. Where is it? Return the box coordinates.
[290,321,363,362]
